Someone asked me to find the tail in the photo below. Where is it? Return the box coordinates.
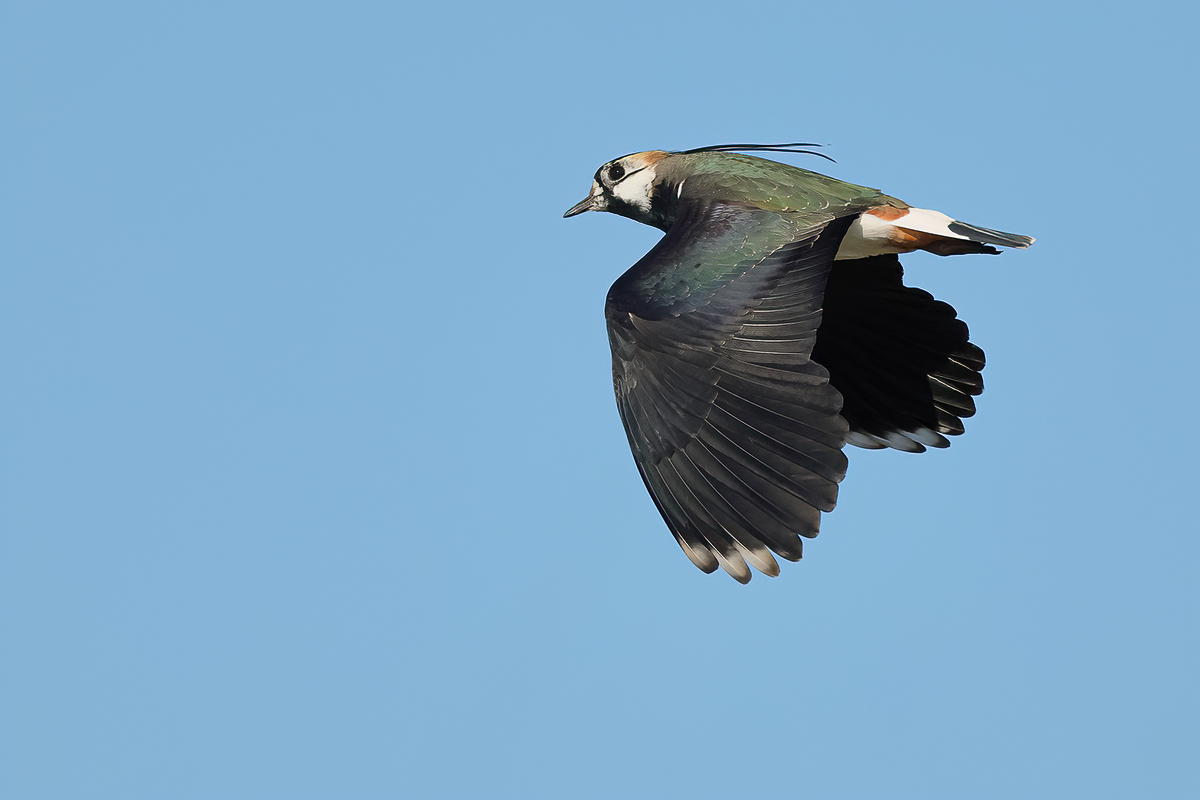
[946,220,1035,250]
[891,207,1035,256]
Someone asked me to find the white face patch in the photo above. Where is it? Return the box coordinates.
[609,164,657,213]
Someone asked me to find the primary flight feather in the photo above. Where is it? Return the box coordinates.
[564,145,1033,583]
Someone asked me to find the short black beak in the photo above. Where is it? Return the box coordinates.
[563,196,598,218]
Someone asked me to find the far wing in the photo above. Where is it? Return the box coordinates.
[606,200,857,582]
[814,255,985,452]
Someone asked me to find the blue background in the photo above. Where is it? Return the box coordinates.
[3,3,1198,799]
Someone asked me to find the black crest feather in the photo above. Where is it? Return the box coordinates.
[678,142,836,163]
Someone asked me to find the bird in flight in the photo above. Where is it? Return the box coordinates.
[564,143,1033,583]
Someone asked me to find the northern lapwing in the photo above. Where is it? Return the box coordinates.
[564,143,1033,583]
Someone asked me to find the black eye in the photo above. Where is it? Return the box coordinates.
[608,163,626,182]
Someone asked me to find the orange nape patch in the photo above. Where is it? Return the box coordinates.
[628,150,670,169]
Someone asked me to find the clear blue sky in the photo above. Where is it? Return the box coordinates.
[2,4,1198,799]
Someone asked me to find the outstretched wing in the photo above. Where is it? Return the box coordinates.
[605,200,857,582]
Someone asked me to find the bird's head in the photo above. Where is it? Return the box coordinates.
[563,150,674,229]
